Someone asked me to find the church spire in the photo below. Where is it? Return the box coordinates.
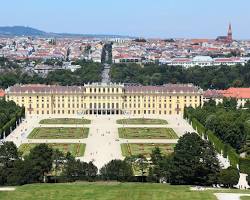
[227,22,233,42]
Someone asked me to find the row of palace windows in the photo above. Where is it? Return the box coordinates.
[30,102,198,110]
[124,95,198,99]
[36,110,79,115]
[12,95,200,104]
[89,88,121,93]
[34,109,177,115]
[34,103,122,109]
[14,94,199,100]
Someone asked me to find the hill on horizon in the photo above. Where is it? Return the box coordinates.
[0,26,132,38]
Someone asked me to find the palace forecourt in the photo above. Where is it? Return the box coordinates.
[5,83,203,116]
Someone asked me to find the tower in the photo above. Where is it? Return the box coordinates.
[227,23,233,42]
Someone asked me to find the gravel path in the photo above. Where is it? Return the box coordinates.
[215,193,250,200]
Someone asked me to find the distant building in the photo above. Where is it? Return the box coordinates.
[113,55,142,64]
[34,64,63,76]
[216,23,233,43]
[0,89,5,99]
[63,62,81,72]
[204,87,250,107]
[160,56,249,68]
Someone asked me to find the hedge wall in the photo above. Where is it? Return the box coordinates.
[0,106,25,139]
[239,158,250,175]
[185,108,240,167]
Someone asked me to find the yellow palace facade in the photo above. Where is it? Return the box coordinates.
[5,83,203,116]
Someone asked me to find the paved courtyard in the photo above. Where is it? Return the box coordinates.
[5,114,195,169]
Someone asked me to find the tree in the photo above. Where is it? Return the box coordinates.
[169,132,220,185]
[100,159,133,181]
[86,161,98,181]
[150,147,163,165]
[25,144,53,183]
[245,100,250,109]
[222,98,237,110]
[219,167,240,188]
[62,153,98,182]
[52,149,65,183]
[0,142,19,185]
[133,155,148,182]
[148,153,173,183]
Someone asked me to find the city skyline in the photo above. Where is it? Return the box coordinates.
[0,0,249,39]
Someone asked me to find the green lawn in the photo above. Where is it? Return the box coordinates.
[241,197,250,200]
[117,118,168,125]
[118,128,178,139]
[1,183,249,200]
[28,128,89,139]
[19,143,85,157]
[39,118,91,124]
[121,143,175,157]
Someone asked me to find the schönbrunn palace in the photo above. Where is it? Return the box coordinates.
[5,83,203,116]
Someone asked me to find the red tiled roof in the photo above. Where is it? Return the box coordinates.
[204,88,250,99]
[0,89,5,97]
[222,88,250,99]
[203,89,224,98]
[214,58,241,62]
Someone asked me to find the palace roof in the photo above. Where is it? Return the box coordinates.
[6,84,85,94]
[124,84,202,94]
[6,83,203,95]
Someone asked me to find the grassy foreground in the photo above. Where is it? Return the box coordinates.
[19,143,85,157]
[1,183,250,200]
[40,118,91,125]
[28,127,89,139]
[117,118,168,125]
[0,183,219,200]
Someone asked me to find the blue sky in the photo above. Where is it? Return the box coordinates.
[0,0,249,39]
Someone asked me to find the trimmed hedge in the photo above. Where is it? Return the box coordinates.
[239,158,250,175]
[0,105,25,139]
[191,118,205,137]
[185,108,240,167]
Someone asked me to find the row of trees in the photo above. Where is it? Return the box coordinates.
[0,62,103,89]
[0,57,20,69]
[110,62,250,89]
[0,133,243,187]
[101,43,113,64]
[0,142,98,185]
[186,99,250,151]
[0,100,25,139]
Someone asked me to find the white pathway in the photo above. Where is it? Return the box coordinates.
[0,187,16,191]
[82,116,123,169]
[215,193,250,200]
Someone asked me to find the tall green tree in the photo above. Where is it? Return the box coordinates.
[100,159,133,181]
[25,144,53,183]
[219,167,240,188]
[0,142,19,185]
[169,132,220,185]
